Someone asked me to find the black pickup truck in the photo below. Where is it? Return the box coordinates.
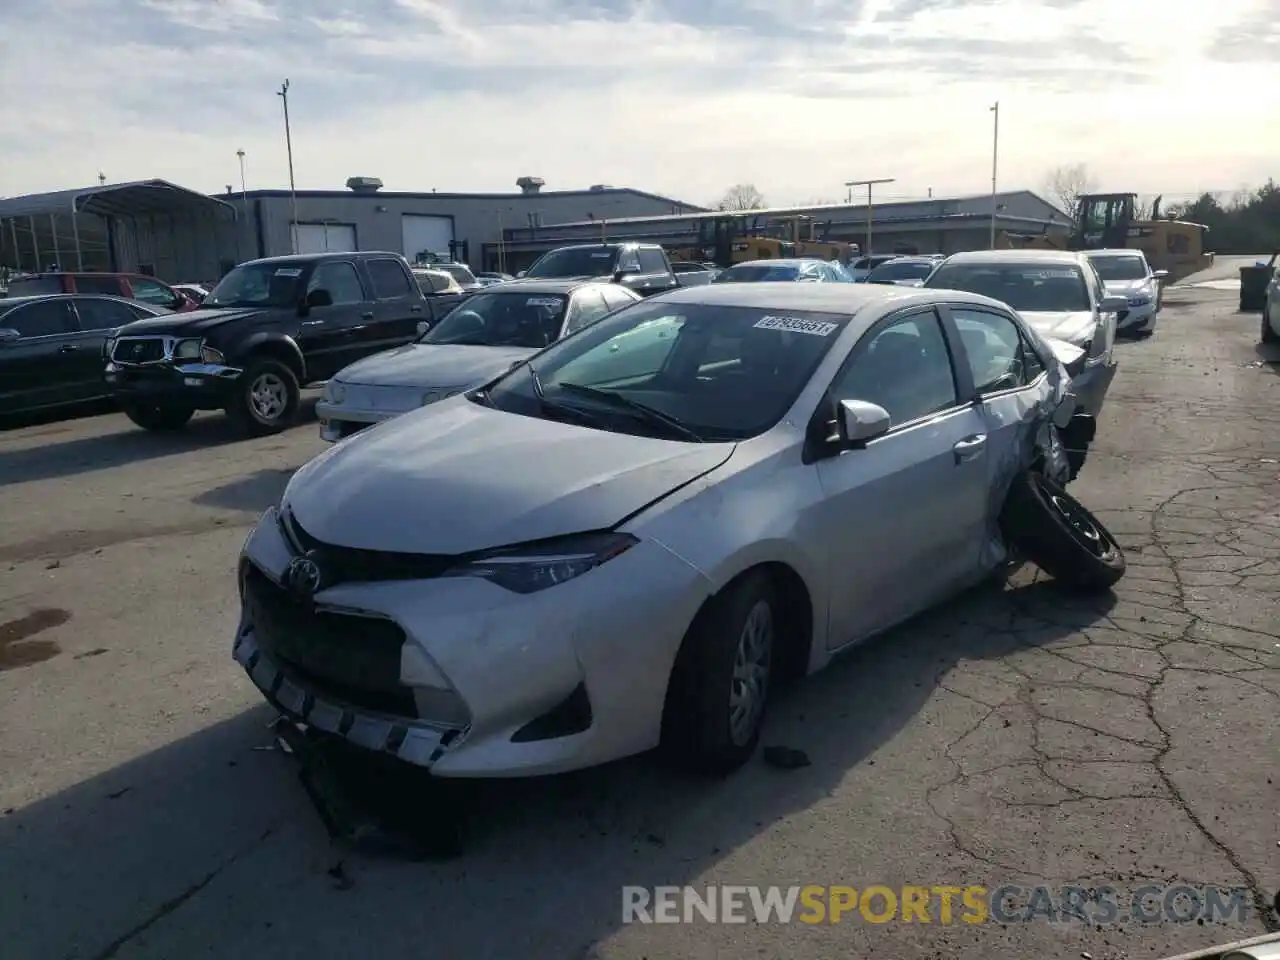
[521,242,679,297]
[104,251,427,435]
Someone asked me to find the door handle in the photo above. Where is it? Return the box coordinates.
[301,320,324,326]
[953,434,987,463]
[59,344,79,353]
[360,311,374,320]
[409,305,423,313]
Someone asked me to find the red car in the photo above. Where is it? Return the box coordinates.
[6,272,198,312]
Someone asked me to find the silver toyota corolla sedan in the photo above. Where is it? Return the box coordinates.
[234,283,1088,778]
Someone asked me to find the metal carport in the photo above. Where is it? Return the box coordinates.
[0,179,237,284]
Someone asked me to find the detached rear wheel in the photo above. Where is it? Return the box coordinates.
[1000,471,1125,593]
[227,359,299,436]
[662,572,777,776]
[123,402,194,432]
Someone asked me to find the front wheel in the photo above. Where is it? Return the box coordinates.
[1000,471,1125,593]
[662,572,777,776]
[123,402,194,432]
[226,359,300,436]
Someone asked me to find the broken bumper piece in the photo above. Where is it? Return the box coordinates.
[233,626,460,767]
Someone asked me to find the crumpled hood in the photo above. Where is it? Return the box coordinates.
[116,306,264,337]
[285,400,736,554]
[335,343,536,389]
[1018,310,1097,345]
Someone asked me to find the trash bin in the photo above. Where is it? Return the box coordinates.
[1239,264,1274,312]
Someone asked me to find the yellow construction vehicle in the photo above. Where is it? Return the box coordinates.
[667,213,857,268]
[1008,193,1212,283]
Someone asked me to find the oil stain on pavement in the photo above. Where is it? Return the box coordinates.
[0,608,69,671]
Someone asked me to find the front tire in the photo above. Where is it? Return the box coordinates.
[1262,298,1279,344]
[226,358,300,436]
[123,402,194,432]
[1000,471,1125,593]
[662,572,777,776]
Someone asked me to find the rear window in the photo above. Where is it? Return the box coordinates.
[439,263,478,286]
[75,276,125,295]
[715,263,801,283]
[526,247,619,279]
[6,277,63,296]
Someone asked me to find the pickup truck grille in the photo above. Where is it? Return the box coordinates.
[112,337,167,365]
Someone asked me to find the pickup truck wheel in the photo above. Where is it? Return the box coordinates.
[227,359,299,436]
[123,402,194,432]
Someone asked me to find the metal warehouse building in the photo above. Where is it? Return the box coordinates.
[496,190,1073,266]
[0,175,702,285]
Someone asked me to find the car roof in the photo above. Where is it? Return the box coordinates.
[241,251,401,267]
[543,242,658,252]
[482,278,632,295]
[1084,248,1144,258]
[942,249,1086,266]
[653,280,1011,320]
[729,258,828,268]
[871,256,937,266]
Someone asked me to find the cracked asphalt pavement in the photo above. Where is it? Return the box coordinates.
[0,275,1276,960]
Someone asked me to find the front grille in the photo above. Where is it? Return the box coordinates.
[113,337,166,364]
[279,508,456,584]
[243,564,417,717]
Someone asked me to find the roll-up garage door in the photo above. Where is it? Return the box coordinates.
[401,215,454,263]
[294,223,357,254]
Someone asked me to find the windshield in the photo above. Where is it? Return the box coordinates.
[868,260,933,282]
[481,301,848,441]
[926,263,1091,312]
[205,262,303,308]
[421,291,566,347]
[525,247,618,279]
[440,263,478,286]
[715,263,801,283]
[1088,255,1147,281]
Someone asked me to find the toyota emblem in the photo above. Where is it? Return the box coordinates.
[284,553,324,601]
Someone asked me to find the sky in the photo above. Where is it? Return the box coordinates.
[1,0,1277,208]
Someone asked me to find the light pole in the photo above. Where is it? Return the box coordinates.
[235,149,249,258]
[277,80,299,253]
[844,178,895,255]
[989,101,1000,249]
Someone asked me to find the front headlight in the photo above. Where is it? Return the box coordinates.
[440,532,637,594]
[103,337,115,360]
[173,338,202,360]
[324,380,346,404]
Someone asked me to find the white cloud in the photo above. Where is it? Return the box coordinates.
[0,0,1275,207]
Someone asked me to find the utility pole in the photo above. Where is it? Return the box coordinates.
[844,178,895,255]
[277,80,299,253]
[235,149,249,259]
[990,101,1000,249]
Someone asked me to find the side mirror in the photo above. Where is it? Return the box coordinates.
[838,399,891,447]
[515,271,527,279]
[1099,294,1128,313]
[0,327,20,344]
[305,288,333,309]
[416,320,431,336]
[1151,269,1169,280]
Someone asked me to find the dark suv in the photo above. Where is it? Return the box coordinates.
[104,251,427,435]
[522,243,679,297]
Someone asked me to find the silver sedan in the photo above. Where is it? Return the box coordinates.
[234,282,1097,778]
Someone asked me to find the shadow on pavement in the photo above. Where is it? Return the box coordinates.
[0,577,1115,960]
[193,467,299,513]
[1254,342,1280,369]
[0,400,318,487]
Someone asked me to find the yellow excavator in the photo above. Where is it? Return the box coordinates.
[668,213,859,268]
[1006,193,1212,284]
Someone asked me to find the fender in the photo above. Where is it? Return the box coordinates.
[235,331,307,380]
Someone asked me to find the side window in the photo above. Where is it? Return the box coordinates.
[830,311,958,427]
[74,298,139,330]
[129,278,177,306]
[563,290,610,335]
[365,258,413,299]
[5,300,74,338]
[76,276,122,295]
[951,308,1039,393]
[617,250,641,273]
[308,261,366,304]
[636,249,666,274]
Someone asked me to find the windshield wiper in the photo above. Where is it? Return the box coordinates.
[527,365,605,428]
[552,382,705,442]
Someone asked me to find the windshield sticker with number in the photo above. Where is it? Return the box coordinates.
[1022,270,1078,280]
[591,252,613,258]
[274,268,303,277]
[526,297,561,307]
[754,315,839,336]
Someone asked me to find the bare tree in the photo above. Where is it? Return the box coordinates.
[1043,163,1098,219]
[717,183,766,211]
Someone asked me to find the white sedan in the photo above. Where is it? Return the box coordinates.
[234,283,1116,778]
[1085,249,1168,337]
